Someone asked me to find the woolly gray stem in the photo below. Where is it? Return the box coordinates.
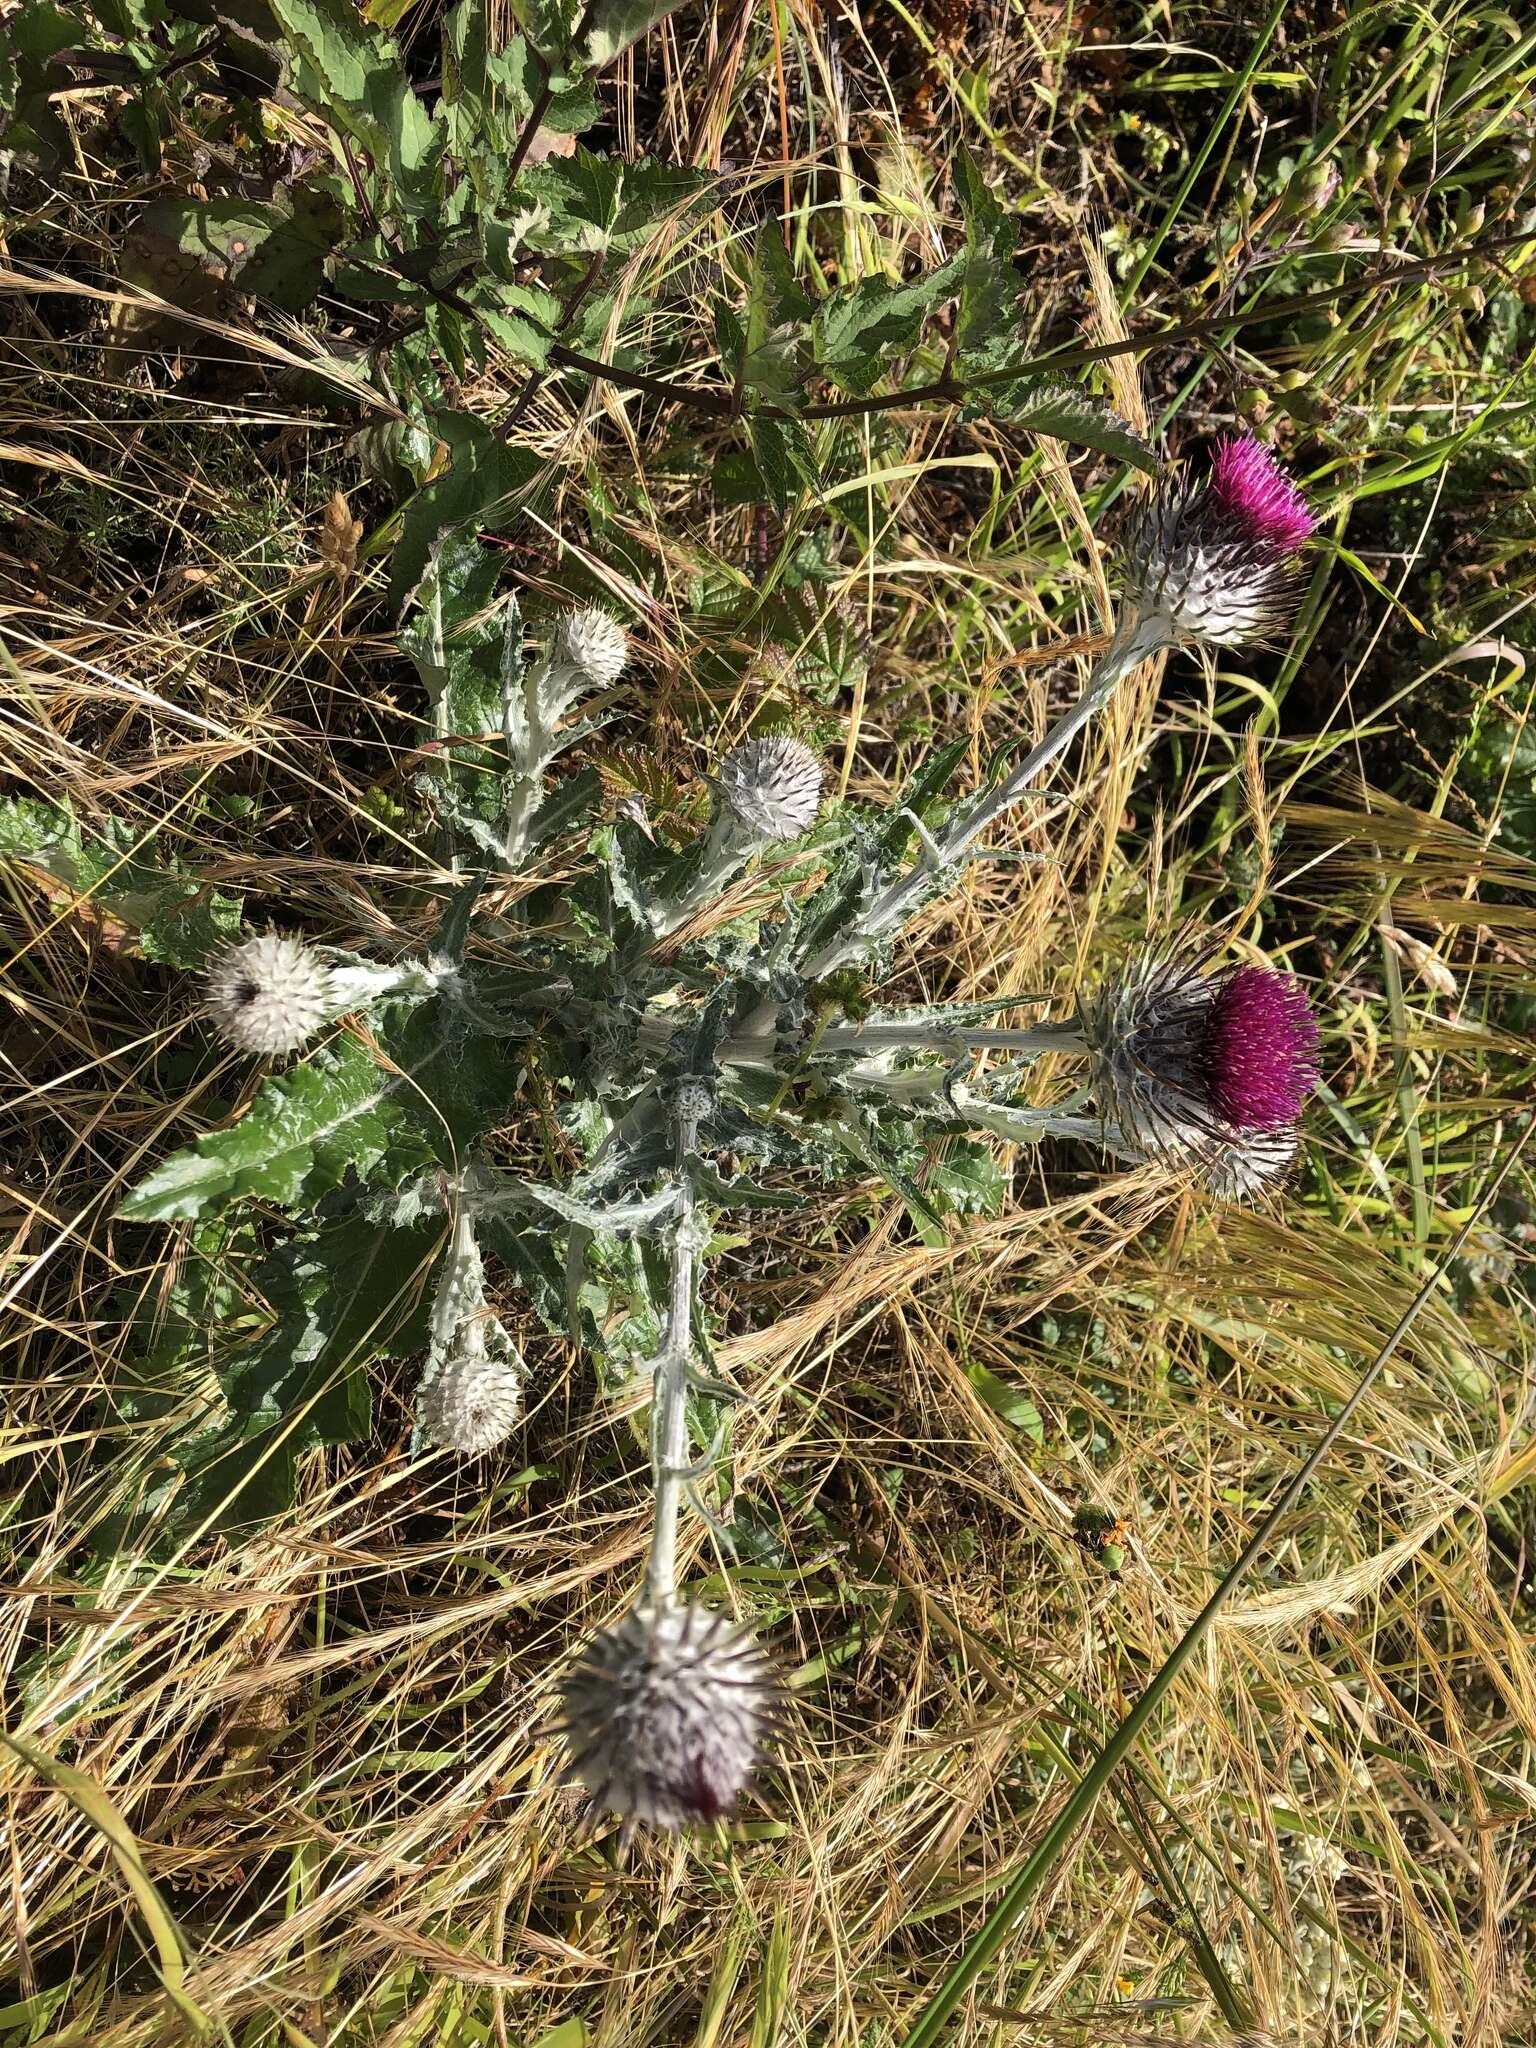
[712,1018,1085,1072]
[819,1020,1086,1057]
[650,807,759,936]
[502,649,554,869]
[644,1090,706,1607]
[425,1202,484,1371]
[803,609,1169,976]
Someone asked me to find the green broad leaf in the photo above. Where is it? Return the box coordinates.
[477,293,556,369]
[835,1112,948,1247]
[582,0,689,64]
[966,370,1156,473]
[746,414,820,515]
[477,1209,568,1332]
[267,0,440,204]
[927,1141,1007,1218]
[148,1210,439,1535]
[542,68,601,132]
[119,1037,436,1222]
[529,763,603,846]
[0,796,242,967]
[965,1359,1045,1443]
[391,411,544,609]
[513,150,715,259]
[140,193,338,311]
[951,145,1025,375]
[737,221,811,410]
[216,1212,432,1435]
[811,253,964,396]
[8,1,79,62]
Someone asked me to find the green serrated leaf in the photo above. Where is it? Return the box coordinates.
[746,414,820,515]
[737,221,811,410]
[267,0,440,203]
[400,526,512,775]
[140,193,337,311]
[138,1210,439,1536]
[120,1038,435,1222]
[512,150,715,261]
[952,145,1025,375]
[391,412,544,609]
[928,1141,1007,1218]
[967,371,1155,473]
[812,253,963,396]
[581,0,689,64]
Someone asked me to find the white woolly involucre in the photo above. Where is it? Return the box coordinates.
[558,1601,774,1830]
[205,933,335,1056]
[1123,484,1298,647]
[1197,1124,1298,1202]
[558,607,629,688]
[717,735,823,844]
[416,1337,523,1454]
[1077,945,1227,1162]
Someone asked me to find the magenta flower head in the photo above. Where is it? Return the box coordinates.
[1080,937,1320,1194]
[1209,435,1319,556]
[1123,435,1317,648]
[557,1601,776,1832]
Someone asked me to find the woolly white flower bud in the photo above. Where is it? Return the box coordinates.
[558,607,629,688]
[416,1335,523,1454]
[205,933,335,1056]
[717,735,822,844]
[558,1601,775,1830]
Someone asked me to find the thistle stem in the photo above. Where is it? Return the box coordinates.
[712,1019,1085,1071]
[819,1021,1085,1056]
[802,610,1169,976]
[644,1090,705,1607]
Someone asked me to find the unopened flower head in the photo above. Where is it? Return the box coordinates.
[1124,435,1317,647]
[558,1600,775,1830]
[717,735,823,844]
[205,933,335,1056]
[416,1334,523,1455]
[1081,942,1319,1170]
[558,607,629,688]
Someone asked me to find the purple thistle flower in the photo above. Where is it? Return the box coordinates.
[1209,435,1319,556]
[1078,940,1320,1183]
[1203,964,1320,1129]
[1122,437,1317,648]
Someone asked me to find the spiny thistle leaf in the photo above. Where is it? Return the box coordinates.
[119,1039,435,1222]
[965,370,1157,472]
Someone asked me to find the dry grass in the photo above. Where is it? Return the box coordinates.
[5,0,1536,2043]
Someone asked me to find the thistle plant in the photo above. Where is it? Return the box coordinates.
[118,436,1322,1831]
